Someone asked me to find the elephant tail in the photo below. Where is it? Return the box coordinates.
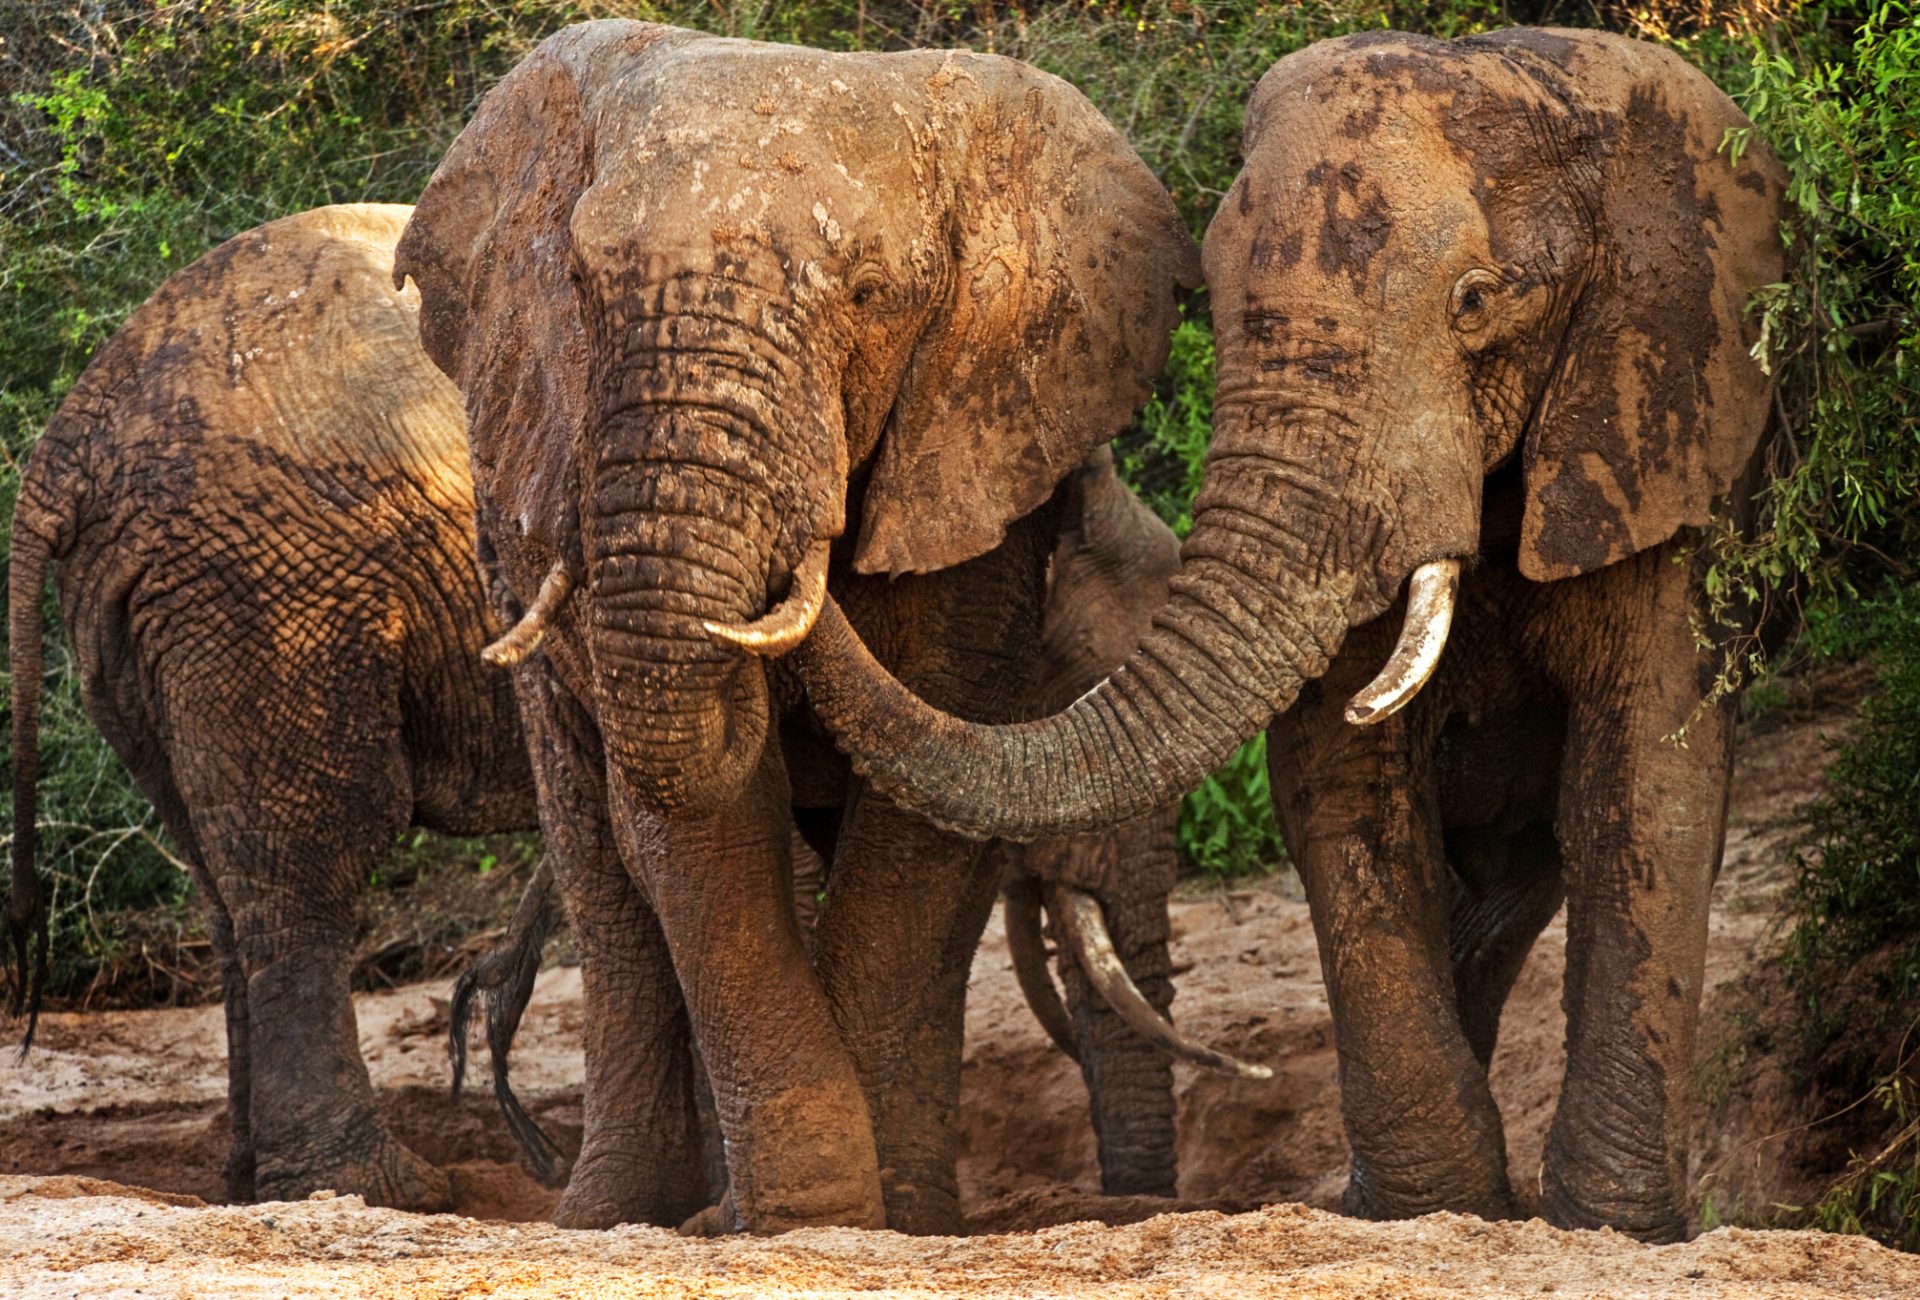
[8,526,52,1055]
[450,853,573,1187]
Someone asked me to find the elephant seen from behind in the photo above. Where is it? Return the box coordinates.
[794,28,1789,1241]
[8,205,539,1210]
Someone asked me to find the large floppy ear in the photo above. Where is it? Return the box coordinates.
[853,56,1202,577]
[394,24,683,586]
[1495,32,1788,581]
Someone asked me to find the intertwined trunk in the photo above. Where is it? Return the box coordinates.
[798,395,1389,841]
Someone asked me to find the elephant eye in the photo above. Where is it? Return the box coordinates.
[849,265,893,311]
[1450,269,1503,336]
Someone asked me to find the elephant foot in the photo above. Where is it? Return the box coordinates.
[552,1144,710,1230]
[677,1196,737,1237]
[1341,1162,1518,1225]
[256,1122,450,1213]
[881,1174,964,1237]
[1539,1156,1686,1243]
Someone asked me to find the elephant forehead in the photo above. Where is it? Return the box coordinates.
[1229,41,1581,299]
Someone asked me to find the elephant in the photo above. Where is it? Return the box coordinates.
[449,447,1248,1202]
[7,204,538,1210]
[393,19,1211,1233]
[788,28,1789,1242]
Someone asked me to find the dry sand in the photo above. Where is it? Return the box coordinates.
[3,664,1907,1296]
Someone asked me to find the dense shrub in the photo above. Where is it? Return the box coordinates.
[1780,591,1920,1248]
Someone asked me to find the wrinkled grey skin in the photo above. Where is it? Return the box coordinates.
[455,450,1191,1200]
[8,206,537,1210]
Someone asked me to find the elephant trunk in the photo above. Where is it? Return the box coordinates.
[585,400,782,815]
[796,403,1389,841]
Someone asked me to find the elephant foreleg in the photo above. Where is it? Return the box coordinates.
[621,743,885,1234]
[1269,648,1517,1223]
[1538,551,1733,1243]
[811,782,1001,1235]
[512,665,713,1230]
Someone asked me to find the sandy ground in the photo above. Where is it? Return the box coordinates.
[3,664,1910,1296]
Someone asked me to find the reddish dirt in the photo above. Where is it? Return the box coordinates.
[2,662,1909,1295]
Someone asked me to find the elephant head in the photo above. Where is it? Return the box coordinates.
[794,28,1787,837]
[394,20,1198,815]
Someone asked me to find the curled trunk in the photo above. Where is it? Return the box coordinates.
[795,447,1366,841]
[584,406,778,815]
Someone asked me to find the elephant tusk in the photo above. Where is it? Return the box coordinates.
[1004,875,1080,1063]
[1059,887,1273,1081]
[702,540,832,657]
[1344,558,1460,727]
[482,561,574,667]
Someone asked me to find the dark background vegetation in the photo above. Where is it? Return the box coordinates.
[1,0,1915,1242]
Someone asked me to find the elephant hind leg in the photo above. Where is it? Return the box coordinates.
[169,679,447,1211]
[203,883,256,1202]
[1445,820,1565,1071]
[1046,812,1180,1198]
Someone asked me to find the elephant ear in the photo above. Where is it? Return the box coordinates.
[393,23,683,581]
[853,57,1201,577]
[1497,32,1787,582]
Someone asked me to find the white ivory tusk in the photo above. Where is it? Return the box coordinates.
[481,562,573,667]
[702,540,832,657]
[1344,558,1460,726]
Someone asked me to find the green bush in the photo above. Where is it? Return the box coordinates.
[1680,2,1920,612]
[1789,591,1920,1007]
[1782,590,1920,1249]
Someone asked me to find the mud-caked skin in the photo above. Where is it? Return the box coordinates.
[7,205,538,1210]
[791,29,1788,1242]
[461,451,1196,1204]
[394,21,1197,1234]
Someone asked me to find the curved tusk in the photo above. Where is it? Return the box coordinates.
[702,540,832,657]
[1004,875,1079,1063]
[1058,887,1272,1081]
[482,561,573,667]
[1344,558,1460,727]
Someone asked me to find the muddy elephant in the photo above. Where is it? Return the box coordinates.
[452,448,1249,1202]
[393,21,1203,1233]
[7,204,538,1210]
[792,29,1788,1241]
